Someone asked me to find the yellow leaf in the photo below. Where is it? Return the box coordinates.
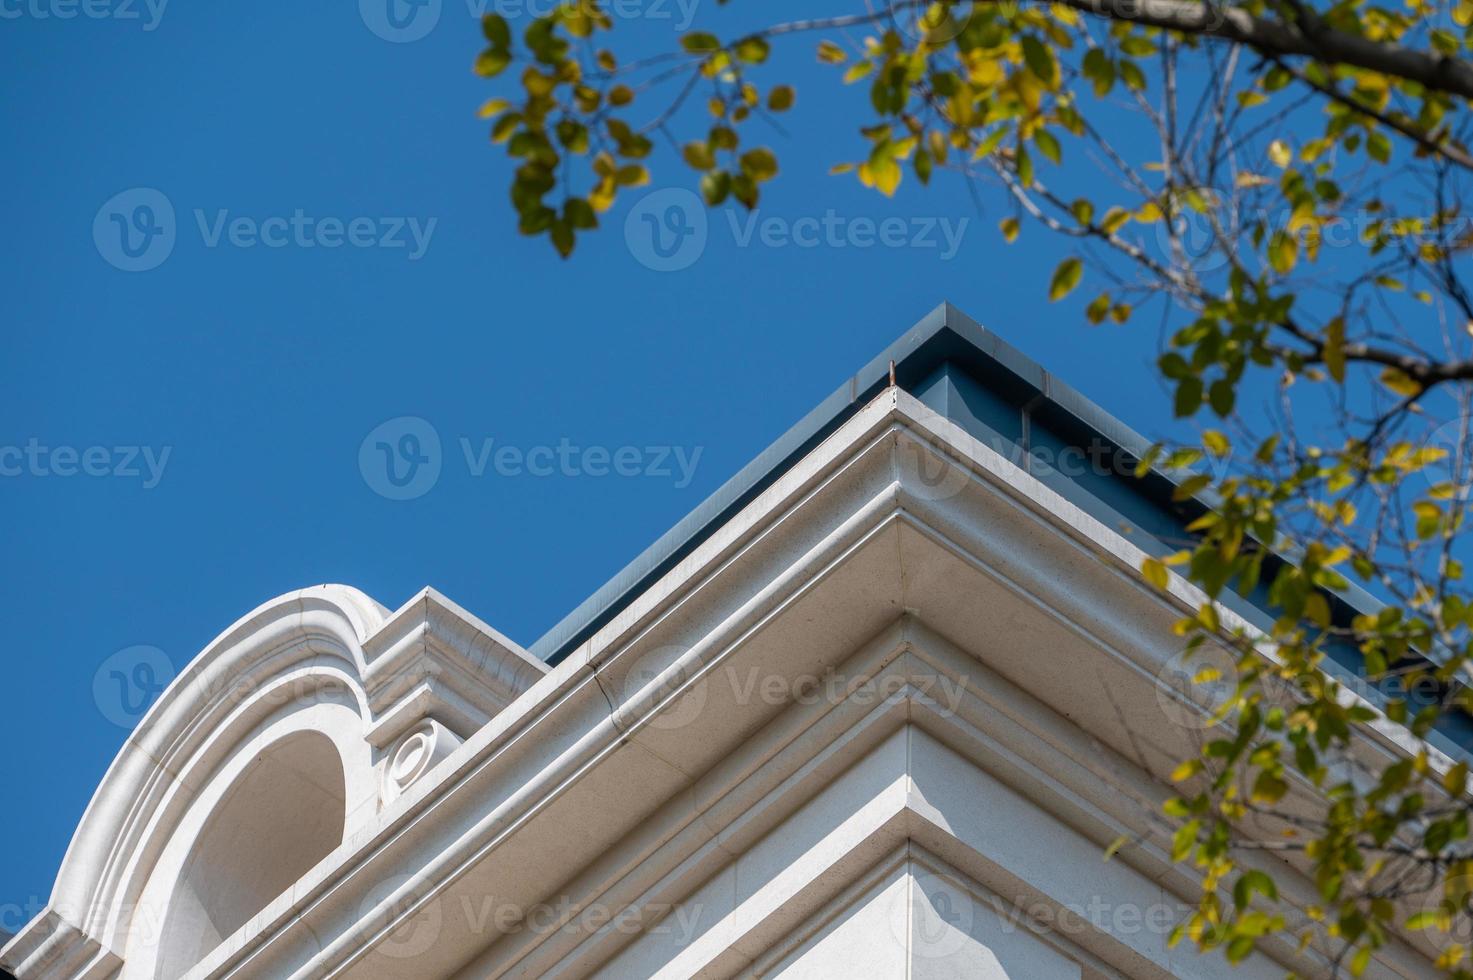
[1142,556,1169,589]
[1446,761,1468,796]
[1171,759,1200,781]
[477,98,512,119]
[858,158,902,196]
[817,40,847,64]
[1268,139,1292,168]
[1305,592,1331,629]
[1268,231,1297,274]
[1380,367,1423,398]
[1100,206,1130,234]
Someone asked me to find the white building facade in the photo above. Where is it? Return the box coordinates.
[2,306,1448,979]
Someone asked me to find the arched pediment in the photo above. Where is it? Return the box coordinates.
[3,585,546,980]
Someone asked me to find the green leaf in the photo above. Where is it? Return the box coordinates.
[1324,316,1346,382]
[1174,378,1203,417]
[1015,145,1033,187]
[914,148,933,185]
[1034,128,1062,165]
[1367,131,1392,163]
[1209,379,1236,417]
[683,141,716,171]
[1118,59,1146,90]
[700,170,732,206]
[734,36,770,63]
[768,85,795,112]
[1020,36,1058,88]
[481,13,510,47]
[740,147,779,182]
[682,32,722,53]
[1048,257,1083,301]
[1233,870,1279,910]
[1086,292,1111,324]
[563,198,597,230]
[550,218,574,258]
[1171,819,1200,860]
[474,48,513,78]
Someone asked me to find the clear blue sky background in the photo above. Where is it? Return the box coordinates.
[0,0,1186,925]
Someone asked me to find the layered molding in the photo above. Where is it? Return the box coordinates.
[3,389,1450,979]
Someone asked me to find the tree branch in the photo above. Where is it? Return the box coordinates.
[1055,0,1473,101]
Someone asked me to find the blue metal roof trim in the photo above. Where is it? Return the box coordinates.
[531,302,1473,757]
[532,301,1359,663]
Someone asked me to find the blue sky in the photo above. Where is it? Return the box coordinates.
[0,0,1188,925]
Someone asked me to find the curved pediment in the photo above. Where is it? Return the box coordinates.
[3,585,546,980]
